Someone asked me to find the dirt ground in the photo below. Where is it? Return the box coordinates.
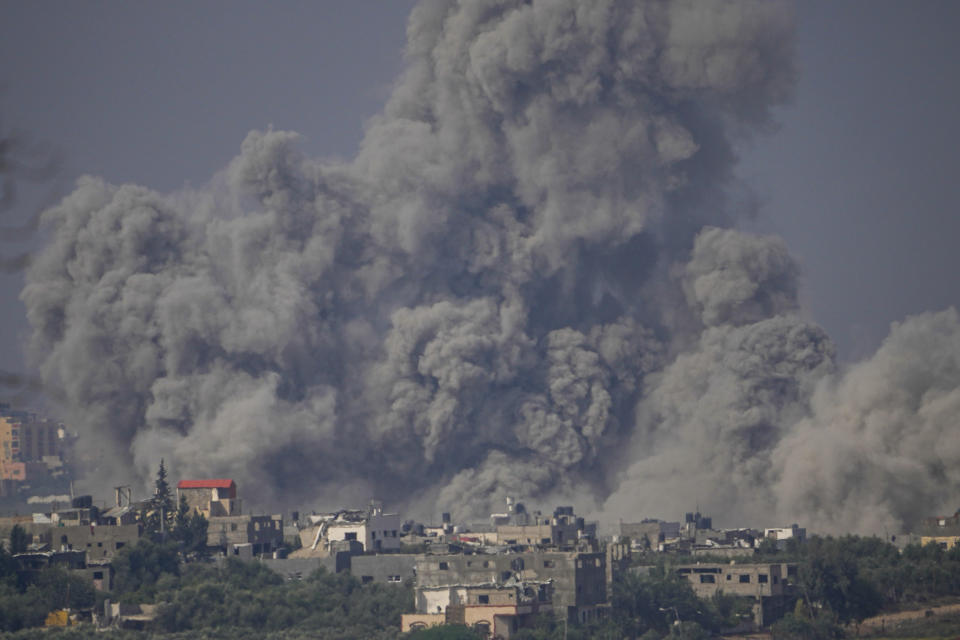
[853,600,960,635]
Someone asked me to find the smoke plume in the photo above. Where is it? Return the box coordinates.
[19,0,960,533]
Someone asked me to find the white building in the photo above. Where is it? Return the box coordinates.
[302,501,401,553]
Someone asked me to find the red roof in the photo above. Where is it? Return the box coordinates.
[177,479,236,489]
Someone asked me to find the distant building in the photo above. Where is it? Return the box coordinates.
[176,479,240,517]
[298,501,401,554]
[415,550,608,625]
[915,511,960,548]
[669,561,797,627]
[402,580,553,638]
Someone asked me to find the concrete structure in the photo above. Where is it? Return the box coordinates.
[672,562,797,627]
[415,550,608,624]
[208,513,283,556]
[300,502,401,554]
[177,479,240,517]
[916,511,960,548]
[52,523,140,560]
[351,553,419,585]
[763,524,807,549]
[620,519,681,550]
[402,581,553,639]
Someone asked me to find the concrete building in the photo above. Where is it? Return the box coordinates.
[52,523,141,560]
[620,519,681,550]
[915,511,960,548]
[299,502,401,554]
[351,553,419,585]
[763,524,807,549]
[177,479,241,517]
[672,562,797,627]
[402,581,553,639]
[208,513,283,556]
[415,550,608,624]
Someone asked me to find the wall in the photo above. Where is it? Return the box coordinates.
[414,550,606,623]
[54,524,141,560]
[350,553,418,585]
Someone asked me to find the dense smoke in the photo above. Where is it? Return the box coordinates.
[19,0,960,533]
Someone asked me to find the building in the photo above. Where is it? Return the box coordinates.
[763,524,807,549]
[208,513,283,556]
[402,581,553,639]
[298,502,401,554]
[51,523,141,560]
[915,511,960,548]
[620,519,681,551]
[671,562,797,627]
[414,550,608,624]
[177,479,240,517]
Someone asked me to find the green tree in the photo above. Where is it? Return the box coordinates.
[144,459,175,538]
[172,494,208,555]
[112,538,180,600]
[8,525,28,554]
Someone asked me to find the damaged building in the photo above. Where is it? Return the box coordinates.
[295,501,401,555]
[402,580,554,639]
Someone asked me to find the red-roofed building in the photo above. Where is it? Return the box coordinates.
[176,479,241,517]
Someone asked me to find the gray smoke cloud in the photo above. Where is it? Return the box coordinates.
[19,0,959,533]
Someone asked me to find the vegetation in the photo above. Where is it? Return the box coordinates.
[8,531,960,638]
[0,543,95,632]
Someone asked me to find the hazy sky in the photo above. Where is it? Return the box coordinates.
[1,0,958,388]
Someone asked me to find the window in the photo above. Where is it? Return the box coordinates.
[345,532,357,541]
[542,537,551,544]
[773,575,779,584]
[93,571,103,580]
[361,576,373,584]
[439,562,449,570]
[478,594,489,604]
[387,575,402,583]
[483,560,489,568]
[97,542,103,547]
[543,560,555,568]
[759,574,768,583]
[501,571,512,581]
[116,542,125,550]
[700,574,715,583]
[739,574,750,583]
[372,531,376,539]
[230,524,238,531]
[726,574,732,581]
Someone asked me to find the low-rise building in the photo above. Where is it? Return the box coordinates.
[299,502,401,554]
[208,513,283,556]
[671,562,797,627]
[415,550,607,625]
[402,581,553,639]
[177,479,241,517]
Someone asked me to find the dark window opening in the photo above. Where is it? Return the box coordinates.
[361,576,373,584]
[344,532,357,541]
[759,574,768,583]
[700,574,715,583]
[739,574,750,583]
[439,562,449,570]
[478,594,489,604]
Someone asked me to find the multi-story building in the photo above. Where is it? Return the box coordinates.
[415,550,608,625]
[177,478,241,517]
[672,562,797,627]
[402,581,553,638]
[299,502,401,554]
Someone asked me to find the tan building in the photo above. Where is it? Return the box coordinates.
[176,478,241,517]
[402,581,553,638]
